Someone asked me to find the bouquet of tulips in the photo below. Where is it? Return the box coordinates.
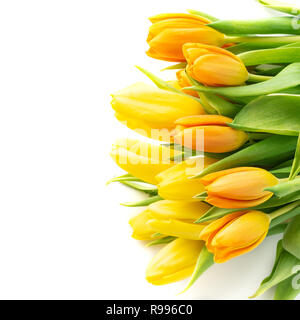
[108,0,300,299]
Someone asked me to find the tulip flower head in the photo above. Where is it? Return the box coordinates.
[173,115,249,153]
[183,43,249,86]
[200,210,271,263]
[146,238,204,285]
[147,13,225,62]
[111,82,205,140]
[110,138,180,184]
[201,167,279,208]
[156,157,217,200]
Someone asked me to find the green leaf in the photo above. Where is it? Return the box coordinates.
[231,94,300,136]
[254,64,286,76]
[270,166,291,178]
[274,272,300,300]
[270,206,300,229]
[209,17,300,35]
[195,206,232,223]
[250,240,300,298]
[239,48,300,66]
[161,62,187,71]
[199,92,241,118]
[267,224,288,237]
[283,215,300,259]
[106,173,143,185]
[188,63,300,98]
[258,0,300,16]
[120,181,158,196]
[146,236,176,247]
[266,179,300,198]
[193,135,297,178]
[289,135,300,180]
[182,245,214,293]
[120,195,163,207]
[136,66,201,103]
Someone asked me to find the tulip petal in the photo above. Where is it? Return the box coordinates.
[175,115,233,127]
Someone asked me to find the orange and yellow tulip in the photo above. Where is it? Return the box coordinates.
[147,13,225,62]
[156,157,217,200]
[129,200,210,240]
[110,138,181,185]
[201,167,279,208]
[111,82,205,140]
[200,210,270,263]
[146,238,204,285]
[173,115,248,153]
[183,43,249,86]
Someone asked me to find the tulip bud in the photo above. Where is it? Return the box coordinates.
[146,200,210,240]
[173,115,249,153]
[176,69,199,97]
[156,157,217,200]
[111,82,205,140]
[146,238,204,285]
[110,138,180,184]
[147,13,225,62]
[201,167,279,208]
[129,210,159,240]
[200,210,270,263]
[183,43,249,86]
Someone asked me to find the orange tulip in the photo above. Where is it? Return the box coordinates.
[147,13,225,62]
[176,70,199,97]
[200,167,279,208]
[183,43,249,86]
[173,115,248,153]
[200,210,270,263]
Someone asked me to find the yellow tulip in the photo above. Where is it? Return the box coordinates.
[147,200,210,240]
[146,238,204,285]
[200,167,279,208]
[183,43,249,86]
[129,200,210,240]
[111,82,205,140]
[110,138,180,184]
[173,115,248,153]
[156,157,217,200]
[147,13,225,62]
[200,210,270,263]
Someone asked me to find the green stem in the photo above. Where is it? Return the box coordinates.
[225,35,300,45]
[269,200,300,220]
[247,73,273,83]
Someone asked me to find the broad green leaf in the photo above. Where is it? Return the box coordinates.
[258,0,300,16]
[254,64,286,76]
[289,135,300,180]
[250,240,300,298]
[283,215,300,259]
[106,173,143,185]
[209,17,300,35]
[188,63,300,98]
[239,48,300,66]
[182,246,214,293]
[121,195,163,207]
[274,272,300,300]
[193,135,297,178]
[270,166,291,178]
[231,94,300,135]
[146,236,176,247]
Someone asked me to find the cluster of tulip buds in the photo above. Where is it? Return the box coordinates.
[109,0,300,300]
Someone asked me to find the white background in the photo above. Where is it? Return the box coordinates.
[0,0,298,299]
